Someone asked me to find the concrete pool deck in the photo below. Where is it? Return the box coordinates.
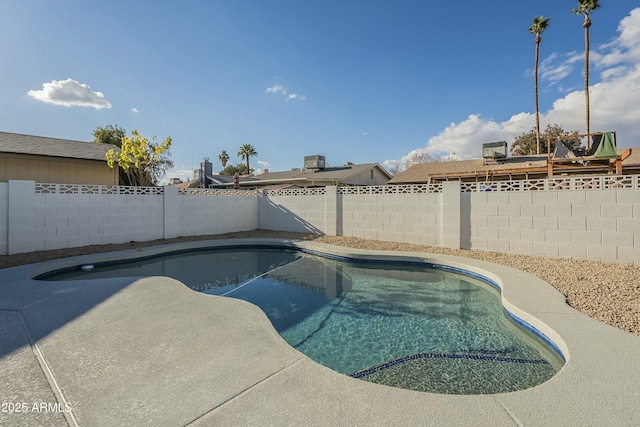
[1,238,639,426]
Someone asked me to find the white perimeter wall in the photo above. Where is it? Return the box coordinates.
[468,188,640,264]
[174,187,258,238]
[340,192,442,246]
[34,191,164,250]
[259,179,640,265]
[259,190,328,234]
[1,181,258,254]
[2,178,639,265]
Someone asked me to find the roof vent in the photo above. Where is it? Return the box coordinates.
[304,155,326,170]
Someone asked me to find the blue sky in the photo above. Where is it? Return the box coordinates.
[2,1,639,182]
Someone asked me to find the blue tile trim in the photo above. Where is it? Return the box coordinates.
[349,350,550,379]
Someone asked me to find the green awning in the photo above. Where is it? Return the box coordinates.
[593,132,618,159]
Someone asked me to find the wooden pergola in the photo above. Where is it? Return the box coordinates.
[546,131,631,177]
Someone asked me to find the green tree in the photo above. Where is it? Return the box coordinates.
[105,130,173,186]
[237,144,257,175]
[220,163,248,176]
[572,0,601,143]
[93,124,126,147]
[93,125,132,185]
[529,16,551,155]
[218,150,230,169]
[510,124,581,156]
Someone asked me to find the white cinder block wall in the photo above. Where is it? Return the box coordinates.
[259,188,443,246]
[33,192,164,250]
[259,192,326,234]
[1,181,258,255]
[260,182,639,265]
[340,192,442,246]
[177,193,259,236]
[468,188,640,263]
[1,179,639,265]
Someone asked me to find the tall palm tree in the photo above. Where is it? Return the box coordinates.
[218,150,229,169]
[572,0,601,146]
[529,16,551,155]
[237,144,257,175]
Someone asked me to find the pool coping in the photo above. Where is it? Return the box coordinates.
[1,238,639,426]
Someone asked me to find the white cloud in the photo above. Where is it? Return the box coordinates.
[539,52,580,85]
[265,83,306,101]
[603,8,640,63]
[27,78,111,109]
[386,7,640,166]
[131,107,139,113]
[253,161,272,175]
[415,113,532,161]
[265,84,285,94]
[286,93,306,101]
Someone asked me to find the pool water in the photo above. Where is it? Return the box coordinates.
[43,247,564,394]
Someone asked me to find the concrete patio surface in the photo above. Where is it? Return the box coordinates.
[1,238,639,426]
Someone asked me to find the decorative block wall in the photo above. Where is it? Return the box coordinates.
[1,182,257,255]
[1,178,639,266]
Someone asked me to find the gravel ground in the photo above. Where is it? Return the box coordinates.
[2,230,638,336]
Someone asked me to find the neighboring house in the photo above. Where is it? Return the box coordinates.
[235,162,391,189]
[0,131,118,185]
[194,155,392,189]
[389,148,639,184]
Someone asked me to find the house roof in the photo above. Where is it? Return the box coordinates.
[388,156,543,184]
[254,163,392,183]
[0,131,113,161]
[207,174,260,185]
[388,148,639,184]
[175,179,200,189]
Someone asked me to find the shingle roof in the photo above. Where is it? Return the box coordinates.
[0,131,113,161]
[254,163,391,182]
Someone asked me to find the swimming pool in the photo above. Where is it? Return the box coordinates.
[40,246,565,394]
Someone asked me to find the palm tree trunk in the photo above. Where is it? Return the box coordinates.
[584,18,591,147]
[535,36,541,155]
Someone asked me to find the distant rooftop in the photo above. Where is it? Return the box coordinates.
[255,163,391,182]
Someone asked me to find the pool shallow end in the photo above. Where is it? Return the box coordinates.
[296,241,571,364]
[3,238,640,426]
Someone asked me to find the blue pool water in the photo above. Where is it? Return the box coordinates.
[42,247,564,394]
